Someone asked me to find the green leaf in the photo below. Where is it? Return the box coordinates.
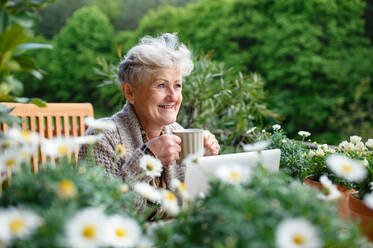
[30,97,47,107]
[17,42,53,53]
[0,9,9,34]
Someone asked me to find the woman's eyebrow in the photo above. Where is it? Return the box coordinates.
[155,78,181,83]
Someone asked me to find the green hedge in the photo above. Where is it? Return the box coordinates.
[134,0,373,143]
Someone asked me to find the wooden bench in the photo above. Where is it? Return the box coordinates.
[0,103,94,172]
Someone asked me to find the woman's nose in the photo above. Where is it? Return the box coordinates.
[166,87,177,101]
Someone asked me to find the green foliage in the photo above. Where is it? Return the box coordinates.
[46,6,116,106]
[136,0,373,144]
[178,55,278,153]
[0,161,143,247]
[36,0,89,39]
[153,167,369,247]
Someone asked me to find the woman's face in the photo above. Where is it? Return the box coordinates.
[131,67,182,129]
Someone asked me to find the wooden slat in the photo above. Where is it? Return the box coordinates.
[55,116,62,137]
[62,115,70,137]
[45,116,53,139]
[1,123,8,132]
[29,116,38,172]
[38,116,46,165]
[79,116,85,136]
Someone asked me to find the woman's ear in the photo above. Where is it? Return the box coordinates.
[121,82,135,104]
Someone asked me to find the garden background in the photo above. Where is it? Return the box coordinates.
[2,0,373,147]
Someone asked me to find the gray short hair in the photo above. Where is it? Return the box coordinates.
[118,33,194,87]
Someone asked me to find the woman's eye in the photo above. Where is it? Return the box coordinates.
[175,83,182,88]
[157,83,165,88]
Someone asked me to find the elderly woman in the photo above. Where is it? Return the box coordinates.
[79,33,219,193]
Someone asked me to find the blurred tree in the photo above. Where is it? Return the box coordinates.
[46,6,115,109]
[36,0,89,39]
[36,0,193,38]
[136,0,373,144]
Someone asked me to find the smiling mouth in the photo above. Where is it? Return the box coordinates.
[158,104,175,109]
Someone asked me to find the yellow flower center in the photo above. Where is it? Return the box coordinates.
[192,158,198,164]
[82,225,96,239]
[58,145,69,155]
[5,158,16,168]
[146,163,154,171]
[341,164,352,174]
[292,233,306,245]
[179,183,187,191]
[57,180,77,199]
[10,219,25,234]
[21,130,31,142]
[230,172,241,181]
[166,192,175,201]
[115,228,128,238]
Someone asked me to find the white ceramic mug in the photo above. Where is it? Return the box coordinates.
[172,129,204,164]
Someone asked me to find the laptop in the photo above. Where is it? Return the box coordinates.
[185,149,281,199]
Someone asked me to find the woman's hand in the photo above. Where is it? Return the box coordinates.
[203,130,220,156]
[146,134,181,166]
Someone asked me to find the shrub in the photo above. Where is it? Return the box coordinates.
[47,6,116,107]
[136,0,373,144]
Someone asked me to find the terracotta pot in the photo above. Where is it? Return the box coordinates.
[349,193,373,242]
[304,177,350,220]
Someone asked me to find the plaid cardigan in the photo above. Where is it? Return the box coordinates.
[78,102,185,210]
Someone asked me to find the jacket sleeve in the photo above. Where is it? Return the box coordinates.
[78,129,152,184]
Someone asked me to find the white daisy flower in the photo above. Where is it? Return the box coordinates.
[298,131,311,138]
[354,141,367,152]
[364,193,373,210]
[350,135,362,144]
[315,148,325,157]
[326,154,367,182]
[0,150,24,172]
[317,175,341,201]
[272,124,281,131]
[1,207,43,240]
[6,128,40,147]
[246,127,256,134]
[104,215,141,248]
[242,140,270,152]
[134,183,161,203]
[0,212,12,246]
[84,117,115,131]
[161,190,179,216]
[42,137,78,158]
[362,158,369,167]
[65,207,107,248]
[171,178,189,200]
[308,150,316,158]
[182,149,204,167]
[138,238,154,248]
[215,164,251,185]
[338,141,354,152]
[281,139,287,144]
[276,217,322,248]
[75,134,103,145]
[139,155,163,178]
[366,139,373,149]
